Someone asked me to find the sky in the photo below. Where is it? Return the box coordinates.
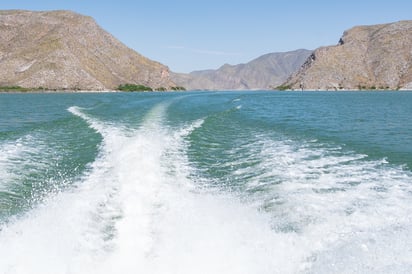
[2,0,412,72]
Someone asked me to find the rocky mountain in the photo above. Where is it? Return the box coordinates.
[0,10,174,90]
[283,21,412,90]
[171,49,312,90]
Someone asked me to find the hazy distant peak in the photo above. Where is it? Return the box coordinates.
[171,49,312,90]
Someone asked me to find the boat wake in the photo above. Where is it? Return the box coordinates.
[0,102,411,274]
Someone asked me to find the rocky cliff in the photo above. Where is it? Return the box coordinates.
[0,10,174,90]
[171,49,312,90]
[284,21,412,90]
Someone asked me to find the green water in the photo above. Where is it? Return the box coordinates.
[0,91,411,273]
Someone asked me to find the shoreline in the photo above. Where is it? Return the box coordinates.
[0,90,119,94]
[1,89,411,94]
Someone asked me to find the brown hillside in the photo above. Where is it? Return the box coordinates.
[0,10,174,90]
[284,21,412,90]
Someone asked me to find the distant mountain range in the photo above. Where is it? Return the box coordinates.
[0,10,411,91]
[284,20,412,90]
[171,49,312,90]
[0,10,174,90]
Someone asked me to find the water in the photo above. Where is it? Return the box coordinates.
[0,91,411,273]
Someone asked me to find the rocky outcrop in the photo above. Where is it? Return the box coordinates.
[171,49,312,90]
[283,21,412,90]
[0,10,175,90]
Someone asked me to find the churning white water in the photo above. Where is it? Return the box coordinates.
[0,103,411,274]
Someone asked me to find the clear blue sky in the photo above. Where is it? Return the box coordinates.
[2,0,411,72]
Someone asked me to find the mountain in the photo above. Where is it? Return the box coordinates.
[171,49,312,90]
[283,21,412,90]
[0,10,175,90]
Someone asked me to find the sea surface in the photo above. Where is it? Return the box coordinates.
[0,91,411,273]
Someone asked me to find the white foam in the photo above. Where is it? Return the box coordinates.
[0,119,123,273]
[0,104,298,274]
[68,106,108,134]
[0,135,49,192]
[107,113,311,273]
[233,137,412,272]
[2,104,411,274]
[0,140,25,186]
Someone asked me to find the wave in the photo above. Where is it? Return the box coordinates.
[0,137,32,187]
[0,134,70,222]
[1,103,284,274]
[218,136,412,272]
[1,101,411,274]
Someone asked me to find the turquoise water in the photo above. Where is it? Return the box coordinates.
[0,91,411,273]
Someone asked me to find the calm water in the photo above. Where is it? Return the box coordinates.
[0,91,411,273]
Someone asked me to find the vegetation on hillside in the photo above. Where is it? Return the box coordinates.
[170,86,186,91]
[274,84,293,91]
[117,84,186,92]
[0,86,48,92]
[117,84,153,91]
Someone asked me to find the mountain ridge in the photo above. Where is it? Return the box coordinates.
[0,10,175,90]
[171,49,312,90]
[2,11,411,92]
[283,20,412,90]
